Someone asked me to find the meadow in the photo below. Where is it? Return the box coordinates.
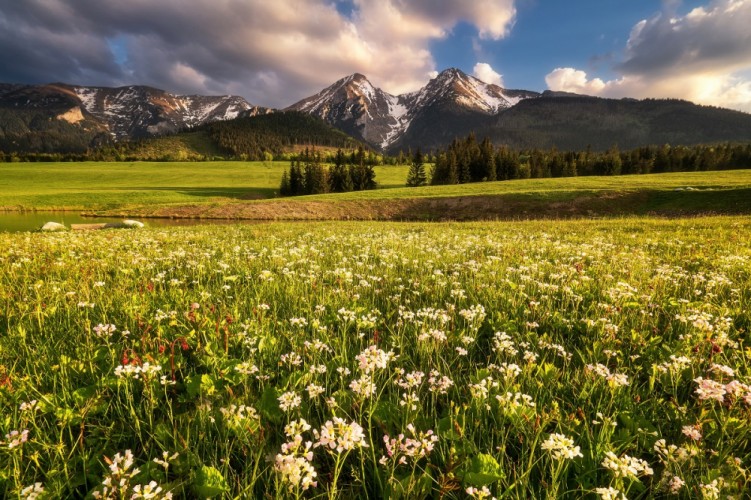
[1,218,749,498]
[0,162,410,211]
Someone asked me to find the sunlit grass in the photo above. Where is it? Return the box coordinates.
[1,217,749,497]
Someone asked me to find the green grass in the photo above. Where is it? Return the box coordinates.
[303,169,751,201]
[0,162,410,210]
[3,162,751,218]
[1,218,750,498]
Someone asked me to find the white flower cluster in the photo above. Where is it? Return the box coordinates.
[654,355,692,374]
[313,417,369,453]
[355,345,394,373]
[541,433,583,460]
[92,449,173,499]
[381,424,439,466]
[601,451,654,479]
[4,429,29,449]
[219,404,260,430]
[585,363,630,387]
[594,486,627,500]
[93,323,117,337]
[114,362,162,379]
[427,370,454,394]
[278,391,302,412]
[694,376,751,405]
[274,419,317,493]
[19,483,45,500]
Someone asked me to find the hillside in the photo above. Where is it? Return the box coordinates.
[118,112,365,160]
[484,94,751,151]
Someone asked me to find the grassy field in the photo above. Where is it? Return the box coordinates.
[0,162,410,210]
[1,218,749,498]
[3,162,751,218]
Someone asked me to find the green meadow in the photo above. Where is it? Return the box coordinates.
[1,218,750,498]
[2,162,751,218]
[0,162,409,211]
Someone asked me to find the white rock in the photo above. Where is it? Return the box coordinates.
[122,219,145,228]
[40,222,67,232]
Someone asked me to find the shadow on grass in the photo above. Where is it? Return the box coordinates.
[388,187,751,221]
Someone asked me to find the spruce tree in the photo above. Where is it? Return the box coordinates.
[406,149,427,187]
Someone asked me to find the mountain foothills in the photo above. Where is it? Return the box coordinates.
[3,68,751,156]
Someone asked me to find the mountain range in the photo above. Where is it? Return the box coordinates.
[3,68,751,155]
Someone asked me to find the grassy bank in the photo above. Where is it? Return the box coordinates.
[101,170,751,221]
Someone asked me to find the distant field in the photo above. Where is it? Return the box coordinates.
[2,162,751,219]
[0,161,409,210]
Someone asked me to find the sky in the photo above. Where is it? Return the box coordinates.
[0,0,750,112]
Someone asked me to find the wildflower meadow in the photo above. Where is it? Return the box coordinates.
[0,218,749,498]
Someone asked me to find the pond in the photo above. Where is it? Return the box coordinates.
[0,211,242,233]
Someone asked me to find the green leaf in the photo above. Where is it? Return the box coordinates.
[258,385,283,423]
[72,385,98,407]
[461,453,505,487]
[372,401,400,430]
[192,465,229,498]
[388,470,433,499]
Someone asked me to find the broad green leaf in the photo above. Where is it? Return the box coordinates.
[192,465,229,498]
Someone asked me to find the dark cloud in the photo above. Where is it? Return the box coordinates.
[617,0,751,76]
[0,0,518,106]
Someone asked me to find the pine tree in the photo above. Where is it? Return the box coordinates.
[406,149,427,187]
[279,169,291,196]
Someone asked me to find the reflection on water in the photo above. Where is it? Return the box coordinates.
[0,211,252,233]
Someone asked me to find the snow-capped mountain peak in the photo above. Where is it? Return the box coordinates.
[288,68,540,151]
[72,85,262,139]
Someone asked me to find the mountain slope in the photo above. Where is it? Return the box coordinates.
[290,69,751,153]
[287,68,539,152]
[485,93,751,151]
[0,83,268,152]
[117,111,365,161]
[286,68,538,151]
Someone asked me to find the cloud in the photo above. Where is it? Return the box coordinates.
[0,0,517,107]
[545,0,751,112]
[473,63,504,87]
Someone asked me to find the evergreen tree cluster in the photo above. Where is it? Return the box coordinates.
[204,112,359,160]
[429,134,751,185]
[279,147,377,196]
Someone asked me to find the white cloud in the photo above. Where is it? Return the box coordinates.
[0,0,518,107]
[545,0,751,112]
[473,63,504,87]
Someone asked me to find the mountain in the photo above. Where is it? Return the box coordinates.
[5,69,751,156]
[289,68,751,153]
[286,68,537,151]
[0,82,270,152]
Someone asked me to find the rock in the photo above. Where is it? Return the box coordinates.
[122,219,145,228]
[40,222,67,232]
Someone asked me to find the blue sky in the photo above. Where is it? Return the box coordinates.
[0,0,749,111]
[430,0,707,90]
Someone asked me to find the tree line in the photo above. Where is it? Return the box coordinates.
[279,147,377,196]
[426,134,751,185]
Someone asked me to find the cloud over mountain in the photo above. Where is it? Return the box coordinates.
[546,0,751,112]
[0,0,516,108]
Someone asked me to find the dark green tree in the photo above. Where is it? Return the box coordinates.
[406,149,427,187]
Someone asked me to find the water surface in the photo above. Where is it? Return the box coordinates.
[0,211,239,233]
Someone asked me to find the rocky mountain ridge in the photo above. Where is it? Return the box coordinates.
[286,68,539,150]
